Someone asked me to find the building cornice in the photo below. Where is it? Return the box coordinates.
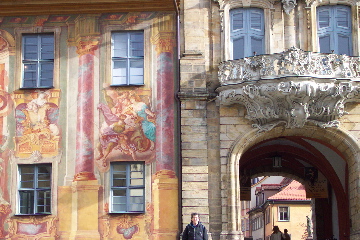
[0,0,178,16]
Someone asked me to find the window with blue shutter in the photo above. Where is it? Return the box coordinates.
[230,8,264,59]
[317,5,352,55]
[22,34,54,88]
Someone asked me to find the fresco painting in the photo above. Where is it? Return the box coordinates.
[100,203,154,239]
[0,11,178,239]
[14,90,61,158]
[5,215,58,239]
[0,62,13,239]
[96,87,156,171]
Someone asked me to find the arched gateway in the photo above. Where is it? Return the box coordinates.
[226,126,359,240]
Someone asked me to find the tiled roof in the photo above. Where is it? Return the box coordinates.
[268,180,310,201]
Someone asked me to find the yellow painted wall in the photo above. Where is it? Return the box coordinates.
[265,204,311,240]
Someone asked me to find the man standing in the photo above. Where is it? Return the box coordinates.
[182,213,208,240]
[283,229,291,240]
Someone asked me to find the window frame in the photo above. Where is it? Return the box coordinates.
[17,164,52,215]
[310,0,359,55]
[221,1,274,61]
[21,33,55,89]
[229,7,265,59]
[15,27,60,90]
[278,206,290,221]
[110,162,146,214]
[110,31,145,86]
[316,4,352,55]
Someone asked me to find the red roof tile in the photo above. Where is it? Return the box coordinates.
[268,180,310,201]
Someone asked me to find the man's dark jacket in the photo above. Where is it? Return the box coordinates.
[182,222,208,240]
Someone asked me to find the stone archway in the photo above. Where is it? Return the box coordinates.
[223,126,360,240]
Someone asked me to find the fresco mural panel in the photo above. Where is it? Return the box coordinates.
[14,90,61,158]
[96,88,156,172]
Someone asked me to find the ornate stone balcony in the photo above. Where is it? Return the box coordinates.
[216,47,360,132]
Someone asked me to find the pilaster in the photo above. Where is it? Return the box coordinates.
[69,180,101,240]
[152,170,179,240]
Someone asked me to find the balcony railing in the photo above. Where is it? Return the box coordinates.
[218,47,360,86]
[216,47,360,132]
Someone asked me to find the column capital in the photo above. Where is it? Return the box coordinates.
[151,32,176,55]
[76,38,100,56]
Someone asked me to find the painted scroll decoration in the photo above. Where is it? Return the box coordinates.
[96,88,156,171]
[14,90,61,158]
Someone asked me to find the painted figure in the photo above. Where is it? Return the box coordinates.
[15,91,60,157]
[97,89,156,168]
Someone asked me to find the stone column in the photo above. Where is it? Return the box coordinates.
[283,0,297,49]
[150,14,179,240]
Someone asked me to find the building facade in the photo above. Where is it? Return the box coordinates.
[179,0,360,240]
[0,0,179,239]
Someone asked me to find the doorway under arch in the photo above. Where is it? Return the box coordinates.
[225,126,359,240]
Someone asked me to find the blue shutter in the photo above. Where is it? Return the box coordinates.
[230,8,264,59]
[249,9,264,56]
[233,37,245,60]
[317,5,352,55]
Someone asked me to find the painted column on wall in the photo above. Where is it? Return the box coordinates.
[151,14,179,240]
[72,13,101,181]
[74,40,98,181]
[152,14,176,172]
[67,15,101,240]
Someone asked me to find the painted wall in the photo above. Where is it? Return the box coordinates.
[0,11,178,240]
[265,204,311,240]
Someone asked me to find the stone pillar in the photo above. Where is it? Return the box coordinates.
[283,4,297,49]
[150,14,179,240]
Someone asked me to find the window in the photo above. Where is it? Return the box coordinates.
[110,162,145,213]
[22,34,54,88]
[18,164,52,215]
[111,31,144,86]
[279,206,289,221]
[317,5,352,55]
[265,208,270,224]
[230,8,264,59]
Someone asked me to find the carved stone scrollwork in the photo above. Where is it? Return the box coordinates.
[217,79,360,132]
[282,0,297,14]
[218,47,360,85]
[217,47,360,132]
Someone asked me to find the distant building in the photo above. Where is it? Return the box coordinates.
[248,179,311,240]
